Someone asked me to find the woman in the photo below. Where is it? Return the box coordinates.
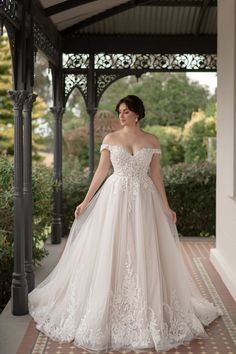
[29,95,222,353]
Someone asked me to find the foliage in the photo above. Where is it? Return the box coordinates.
[0,31,14,154]
[62,164,89,236]
[0,30,48,156]
[99,73,214,127]
[182,111,216,163]
[143,124,184,166]
[62,155,216,237]
[163,162,216,236]
[0,157,54,312]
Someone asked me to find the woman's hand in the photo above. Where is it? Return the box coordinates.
[74,201,88,218]
[164,206,177,224]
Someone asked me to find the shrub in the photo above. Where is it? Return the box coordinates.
[144,125,184,166]
[163,162,216,236]
[62,166,89,236]
[182,111,216,163]
[0,157,53,312]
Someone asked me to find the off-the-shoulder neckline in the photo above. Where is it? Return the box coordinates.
[101,143,161,157]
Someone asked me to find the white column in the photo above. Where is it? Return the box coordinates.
[210,0,236,301]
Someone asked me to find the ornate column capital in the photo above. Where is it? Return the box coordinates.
[23,93,37,112]
[8,90,28,110]
[50,106,65,117]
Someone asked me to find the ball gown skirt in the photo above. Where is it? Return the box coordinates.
[28,143,222,353]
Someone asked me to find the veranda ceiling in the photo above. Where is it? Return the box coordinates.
[38,0,217,54]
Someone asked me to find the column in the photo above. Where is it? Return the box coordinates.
[210,0,236,301]
[50,106,64,244]
[87,107,97,182]
[23,93,37,293]
[8,89,28,315]
[87,54,96,182]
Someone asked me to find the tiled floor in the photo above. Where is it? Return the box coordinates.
[17,238,236,354]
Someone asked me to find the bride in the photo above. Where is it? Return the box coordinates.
[28,95,222,353]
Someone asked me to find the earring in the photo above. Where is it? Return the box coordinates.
[135,117,138,123]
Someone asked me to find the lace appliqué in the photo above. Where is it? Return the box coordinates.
[110,252,207,350]
[73,251,209,351]
[100,144,158,213]
[29,282,78,343]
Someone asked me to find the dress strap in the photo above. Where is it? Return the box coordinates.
[100,143,110,152]
[152,148,162,155]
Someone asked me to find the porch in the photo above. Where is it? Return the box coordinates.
[0,237,235,354]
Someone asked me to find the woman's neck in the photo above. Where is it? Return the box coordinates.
[122,124,142,136]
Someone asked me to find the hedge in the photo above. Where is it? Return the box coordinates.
[0,157,54,312]
[163,162,216,236]
[62,161,216,237]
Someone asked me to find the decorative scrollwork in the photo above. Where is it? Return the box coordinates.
[94,53,217,71]
[0,0,18,22]
[63,53,89,69]
[96,74,122,104]
[63,52,217,104]
[33,22,59,66]
[63,53,216,71]
[64,74,87,103]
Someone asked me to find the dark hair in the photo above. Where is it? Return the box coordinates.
[115,95,145,121]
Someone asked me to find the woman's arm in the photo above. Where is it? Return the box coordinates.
[74,147,111,217]
[149,152,177,223]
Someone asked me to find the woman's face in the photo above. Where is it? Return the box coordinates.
[118,103,137,126]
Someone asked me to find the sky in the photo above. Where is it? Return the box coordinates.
[186,72,217,95]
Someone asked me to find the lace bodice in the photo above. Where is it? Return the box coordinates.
[100,143,161,179]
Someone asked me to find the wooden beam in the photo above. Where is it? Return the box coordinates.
[62,34,217,54]
[61,0,153,36]
[44,0,98,17]
[140,0,216,6]
[195,0,212,34]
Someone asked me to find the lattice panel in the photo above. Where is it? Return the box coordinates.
[33,22,59,66]
[63,53,217,71]
[63,53,89,69]
[0,0,18,22]
[64,74,87,102]
[96,74,123,104]
[95,53,217,70]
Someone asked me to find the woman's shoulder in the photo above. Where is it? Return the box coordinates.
[141,130,161,149]
[102,130,122,145]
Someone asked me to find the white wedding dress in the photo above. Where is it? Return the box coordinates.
[28,143,222,353]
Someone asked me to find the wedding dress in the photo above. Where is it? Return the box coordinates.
[28,143,222,353]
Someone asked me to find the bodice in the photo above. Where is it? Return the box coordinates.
[100,143,161,179]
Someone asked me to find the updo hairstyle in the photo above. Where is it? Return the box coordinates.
[115,95,145,121]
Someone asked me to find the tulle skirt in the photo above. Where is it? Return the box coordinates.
[28,173,222,352]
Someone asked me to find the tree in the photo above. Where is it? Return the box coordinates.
[99,73,214,127]
[181,110,216,163]
[0,29,47,156]
[0,31,14,154]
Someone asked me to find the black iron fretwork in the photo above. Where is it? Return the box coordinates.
[0,0,21,28]
[96,74,123,104]
[33,22,59,66]
[63,53,89,69]
[64,73,87,104]
[63,52,217,106]
[64,53,217,71]
[94,53,217,71]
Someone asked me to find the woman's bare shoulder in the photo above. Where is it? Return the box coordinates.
[102,130,123,144]
[141,131,161,148]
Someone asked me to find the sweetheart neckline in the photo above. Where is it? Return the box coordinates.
[102,144,160,157]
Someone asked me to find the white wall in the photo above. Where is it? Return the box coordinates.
[210,0,236,301]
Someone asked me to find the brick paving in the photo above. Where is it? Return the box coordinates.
[17,238,236,354]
